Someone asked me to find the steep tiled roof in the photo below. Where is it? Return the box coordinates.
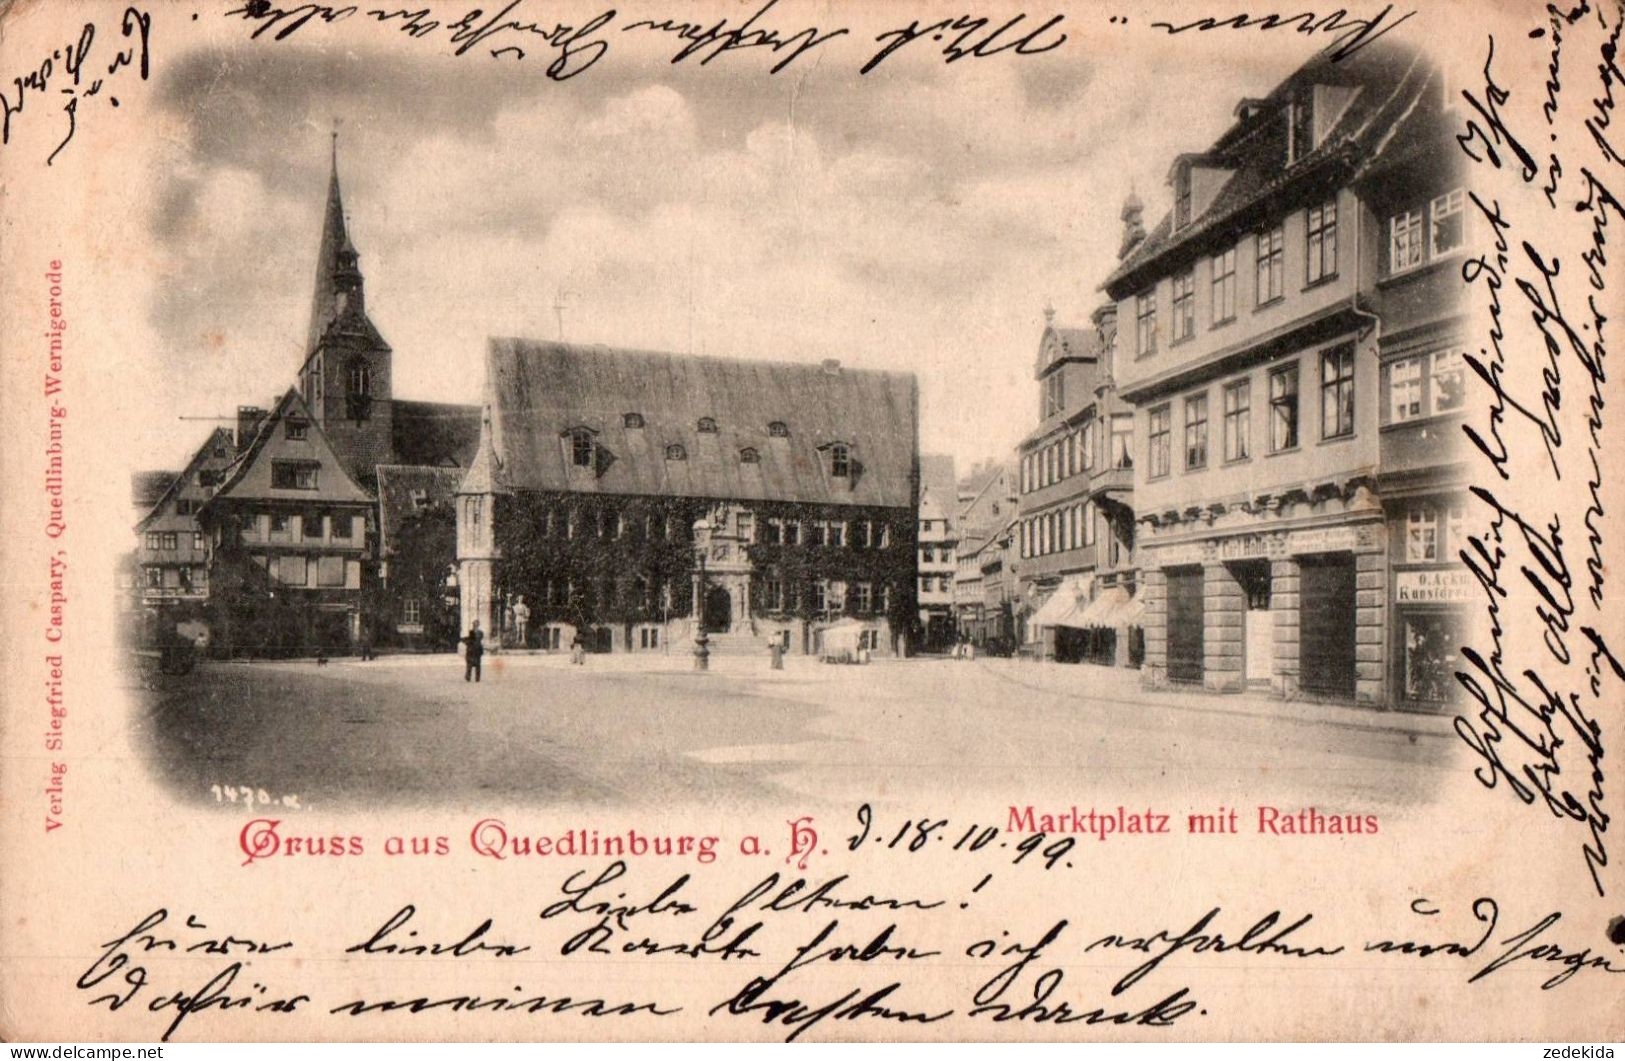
[392,400,481,468]
[1104,44,1430,296]
[376,464,465,556]
[133,428,235,531]
[483,338,919,509]
[919,454,957,509]
[1052,327,1100,360]
[205,388,374,507]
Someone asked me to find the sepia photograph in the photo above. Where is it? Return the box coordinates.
[1,0,1620,1044]
[124,16,1461,815]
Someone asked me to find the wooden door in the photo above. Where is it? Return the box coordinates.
[1165,567,1204,684]
[1299,555,1356,696]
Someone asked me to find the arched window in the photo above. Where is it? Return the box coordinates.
[739,447,760,464]
[623,412,644,429]
[768,421,789,438]
[665,443,687,461]
[697,417,718,433]
[829,443,850,478]
[568,428,594,468]
[345,358,372,421]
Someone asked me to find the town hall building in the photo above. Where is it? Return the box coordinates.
[455,340,922,657]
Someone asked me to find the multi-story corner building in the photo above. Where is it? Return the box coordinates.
[455,340,921,657]
[1016,304,1141,665]
[1103,45,1462,707]
[952,460,1018,647]
[917,454,958,652]
[1355,102,1471,709]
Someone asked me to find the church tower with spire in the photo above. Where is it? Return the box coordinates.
[299,132,394,488]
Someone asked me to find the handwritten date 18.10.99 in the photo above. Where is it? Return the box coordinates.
[846,805,1078,871]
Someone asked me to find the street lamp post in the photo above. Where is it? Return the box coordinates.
[692,516,711,672]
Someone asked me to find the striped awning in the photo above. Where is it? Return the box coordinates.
[1030,575,1093,629]
[1062,585,1144,630]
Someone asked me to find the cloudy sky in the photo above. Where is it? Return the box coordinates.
[137,5,1318,478]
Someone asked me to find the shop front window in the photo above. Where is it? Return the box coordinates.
[1403,613,1461,703]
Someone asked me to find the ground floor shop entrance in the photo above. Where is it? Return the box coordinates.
[1298,553,1356,697]
[1165,567,1204,684]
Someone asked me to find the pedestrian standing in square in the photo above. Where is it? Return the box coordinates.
[462,621,484,682]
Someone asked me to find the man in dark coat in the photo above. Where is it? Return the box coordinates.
[461,621,485,682]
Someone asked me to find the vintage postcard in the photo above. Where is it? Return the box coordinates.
[1,0,1621,1043]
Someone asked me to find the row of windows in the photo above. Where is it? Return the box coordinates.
[246,512,361,543]
[253,553,353,589]
[618,414,792,436]
[512,504,894,549]
[527,575,678,610]
[1146,344,1353,479]
[919,544,954,564]
[1136,206,1327,357]
[142,565,205,590]
[759,578,891,614]
[918,575,952,594]
[567,429,849,474]
[1135,189,1468,360]
[1020,500,1099,559]
[1137,343,1467,482]
[145,531,206,551]
[1020,415,1133,494]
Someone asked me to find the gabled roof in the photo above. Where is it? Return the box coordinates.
[204,388,374,508]
[919,454,957,517]
[1104,44,1431,296]
[1037,324,1102,379]
[480,338,919,509]
[392,400,481,468]
[956,460,1016,553]
[1051,328,1099,360]
[133,428,235,531]
[376,464,465,557]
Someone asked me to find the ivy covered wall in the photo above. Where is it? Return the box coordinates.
[490,491,919,636]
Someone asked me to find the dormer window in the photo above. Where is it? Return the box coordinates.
[1288,88,1315,163]
[623,412,644,429]
[567,428,594,468]
[768,421,789,438]
[739,447,760,464]
[665,443,687,461]
[285,419,308,440]
[697,417,717,433]
[829,443,851,478]
[1174,165,1192,229]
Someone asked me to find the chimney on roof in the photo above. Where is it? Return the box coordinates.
[1118,192,1146,261]
[236,406,266,452]
[821,358,842,376]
